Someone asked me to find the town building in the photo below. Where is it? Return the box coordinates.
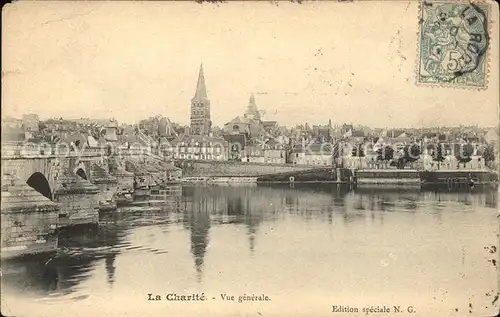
[117,127,152,155]
[291,140,333,166]
[190,64,211,135]
[166,134,228,161]
[138,116,177,138]
[243,138,265,163]
[223,134,247,161]
[263,139,287,164]
[262,121,278,134]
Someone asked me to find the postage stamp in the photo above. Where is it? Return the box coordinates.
[417,0,490,88]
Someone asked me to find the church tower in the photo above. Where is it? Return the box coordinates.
[244,93,261,121]
[190,64,211,135]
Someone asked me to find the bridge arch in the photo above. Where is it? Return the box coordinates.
[72,160,89,180]
[26,172,52,200]
[75,167,88,180]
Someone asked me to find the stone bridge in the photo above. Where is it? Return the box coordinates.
[1,142,162,200]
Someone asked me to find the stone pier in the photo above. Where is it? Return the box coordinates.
[89,164,119,211]
[54,174,100,227]
[109,158,134,192]
[1,176,60,259]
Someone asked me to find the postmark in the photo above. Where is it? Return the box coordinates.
[417,0,490,88]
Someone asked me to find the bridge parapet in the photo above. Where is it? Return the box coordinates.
[1,142,163,161]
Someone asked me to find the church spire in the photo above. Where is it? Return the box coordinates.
[245,93,261,121]
[193,64,208,101]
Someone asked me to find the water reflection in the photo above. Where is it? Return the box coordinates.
[1,222,127,297]
[182,188,211,282]
[1,184,497,307]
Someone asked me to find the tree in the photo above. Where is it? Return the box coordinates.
[351,144,365,157]
[482,144,495,163]
[456,143,474,163]
[376,145,394,161]
[384,145,394,161]
[433,143,445,162]
[404,143,421,163]
[376,147,384,161]
[332,143,340,159]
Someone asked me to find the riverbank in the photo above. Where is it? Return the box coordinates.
[252,168,498,186]
[180,177,258,184]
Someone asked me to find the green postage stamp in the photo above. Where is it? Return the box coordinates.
[417,0,490,88]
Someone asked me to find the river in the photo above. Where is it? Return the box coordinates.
[1,184,499,317]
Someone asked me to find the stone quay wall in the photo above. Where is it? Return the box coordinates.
[179,160,316,177]
[1,210,58,251]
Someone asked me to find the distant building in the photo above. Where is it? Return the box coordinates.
[291,141,333,166]
[62,132,90,153]
[223,134,247,161]
[291,124,313,143]
[312,119,334,141]
[139,117,160,136]
[167,134,228,161]
[262,121,278,133]
[263,138,286,164]
[2,117,22,130]
[344,129,365,144]
[340,124,354,136]
[190,64,211,135]
[243,138,265,163]
[484,128,498,145]
[158,117,176,137]
[224,116,252,136]
[224,93,265,139]
[104,120,119,142]
[21,114,39,132]
[244,93,261,121]
[139,116,177,138]
[2,117,25,141]
[43,118,80,139]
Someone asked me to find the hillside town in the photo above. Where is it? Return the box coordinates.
[3,65,499,173]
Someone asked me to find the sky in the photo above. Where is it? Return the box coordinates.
[2,1,499,128]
